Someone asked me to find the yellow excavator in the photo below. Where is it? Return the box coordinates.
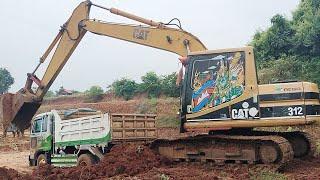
[0,1,319,166]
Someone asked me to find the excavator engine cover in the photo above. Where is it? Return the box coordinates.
[0,93,41,132]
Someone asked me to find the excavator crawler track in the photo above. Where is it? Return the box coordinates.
[151,134,294,167]
[277,131,315,158]
[238,130,316,158]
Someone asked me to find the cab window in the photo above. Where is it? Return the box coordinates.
[42,115,48,132]
[32,118,42,133]
[32,115,48,133]
[190,52,245,113]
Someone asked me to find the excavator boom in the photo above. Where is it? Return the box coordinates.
[0,1,206,131]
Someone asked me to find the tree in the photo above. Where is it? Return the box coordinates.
[251,0,320,85]
[291,0,320,57]
[139,72,161,98]
[111,78,138,100]
[44,90,55,98]
[86,86,104,102]
[251,14,294,61]
[257,56,303,84]
[0,68,14,94]
[161,72,180,97]
[56,86,64,95]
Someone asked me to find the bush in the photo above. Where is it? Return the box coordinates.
[136,98,157,114]
[257,56,303,84]
[44,90,55,98]
[86,86,104,102]
[139,72,162,98]
[161,72,180,97]
[111,78,138,100]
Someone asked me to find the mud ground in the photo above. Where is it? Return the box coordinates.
[1,96,320,179]
[0,128,320,179]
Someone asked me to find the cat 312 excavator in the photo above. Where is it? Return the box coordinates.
[0,1,319,166]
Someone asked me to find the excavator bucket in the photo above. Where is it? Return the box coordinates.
[0,92,41,133]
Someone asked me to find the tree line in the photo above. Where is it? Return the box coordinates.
[43,71,180,101]
[251,0,320,84]
[109,72,179,100]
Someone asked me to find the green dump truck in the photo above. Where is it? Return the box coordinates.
[28,109,157,167]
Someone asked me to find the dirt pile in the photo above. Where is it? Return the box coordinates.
[32,143,166,179]
[0,167,31,180]
[284,157,320,179]
[0,93,13,131]
[113,163,280,180]
[31,142,285,180]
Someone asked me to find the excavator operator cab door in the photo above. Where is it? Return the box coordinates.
[181,47,260,124]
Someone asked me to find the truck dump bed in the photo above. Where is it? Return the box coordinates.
[53,110,157,147]
[110,114,157,142]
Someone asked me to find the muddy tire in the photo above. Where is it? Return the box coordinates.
[77,154,95,167]
[37,154,48,167]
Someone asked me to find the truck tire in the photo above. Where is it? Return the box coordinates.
[77,154,95,167]
[37,154,48,167]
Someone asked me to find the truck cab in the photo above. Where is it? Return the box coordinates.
[29,112,54,166]
[29,109,109,167]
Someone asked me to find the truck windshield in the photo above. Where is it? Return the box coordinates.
[31,115,48,133]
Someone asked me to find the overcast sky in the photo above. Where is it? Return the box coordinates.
[0,0,300,92]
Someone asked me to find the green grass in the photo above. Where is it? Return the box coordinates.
[136,98,158,114]
[249,170,287,180]
[157,116,180,128]
[159,174,170,180]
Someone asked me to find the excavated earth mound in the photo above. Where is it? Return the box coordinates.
[0,167,31,180]
[30,143,284,180]
[32,143,167,179]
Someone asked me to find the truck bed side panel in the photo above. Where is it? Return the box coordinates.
[54,111,111,147]
[111,114,157,142]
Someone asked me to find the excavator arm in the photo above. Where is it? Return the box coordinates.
[0,1,206,131]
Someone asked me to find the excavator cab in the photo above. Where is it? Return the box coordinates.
[180,47,319,133]
[180,47,260,132]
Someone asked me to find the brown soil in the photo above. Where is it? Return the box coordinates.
[39,97,179,115]
[283,157,320,179]
[0,93,14,130]
[0,167,31,180]
[1,132,320,179]
[32,143,167,179]
[1,97,320,179]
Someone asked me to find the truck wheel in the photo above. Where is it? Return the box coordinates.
[37,154,47,167]
[77,154,95,167]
